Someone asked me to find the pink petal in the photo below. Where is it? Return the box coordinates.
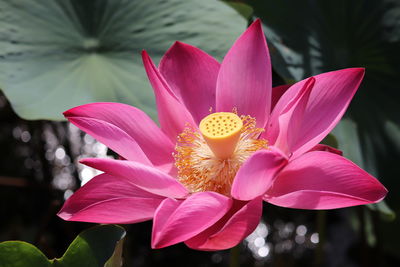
[267,68,365,158]
[271,84,291,111]
[309,144,343,155]
[65,118,149,166]
[159,41,220,124]
[58,174,163,224]
[64,103,175,172]
[80,158,188,198]
[265,151,388,209]
[185,198,263,251]
[152,192,232,249]
[264,77,315,155]
[231,148,288,201]
[216,19,272,127]
[142,51,196,141]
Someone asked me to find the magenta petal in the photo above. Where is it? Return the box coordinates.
[265,151,388,209]
[159,41,220,124]
[231,148,287,201]
[264,77,315,155]
[65,117,150,166]
[64,103,174,171]
[58,174,163,224]
[185,198,262,251]
[216,19,272,127]
[142,51,196,141]
[80,158,188,198]
[151,192,232,249]
[269,68,365,157]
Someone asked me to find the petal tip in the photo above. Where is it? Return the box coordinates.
[350,67,365,77]
[57,210,71,221]
[151,231,170,249]
[63,102,111,118]
[252,18,262,27]
[248,18,263,35]
[63,110,71,117]
[151,241,167,250]
[150,238,158,249]
[364,182,388,204]
[78,158,93,166]
[164,40,203,57]
[357,68,366,79]
[379,185,389,199]
[63,106,80,118]
[173,40,185,47]
[162,41,191,61]
[353,67,365,73]
[343,67,365,78]
[141,49,149,59]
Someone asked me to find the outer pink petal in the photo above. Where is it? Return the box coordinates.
[267,68,365,158]
[159,41,220,124]
[265,151,388,209]
[65,117,150,166]
[231,148,288,201]
[152,192,232,249]
[185,198,262,251]
[64,103,175,172]
[142,51,196,141]
[216,19,272,127]
[80,158,188,199]
[264,77,315,155]
[58,174,163,224]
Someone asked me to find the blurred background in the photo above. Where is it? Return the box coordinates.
[0,0,399,266]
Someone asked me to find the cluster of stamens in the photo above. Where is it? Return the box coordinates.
[174,111,268,196]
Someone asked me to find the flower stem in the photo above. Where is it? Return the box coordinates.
[229,244,240,267]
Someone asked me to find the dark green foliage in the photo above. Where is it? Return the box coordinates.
[0,225,125,267]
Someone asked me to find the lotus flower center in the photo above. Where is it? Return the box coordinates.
[199,112,243,159]
[174,111,268,196]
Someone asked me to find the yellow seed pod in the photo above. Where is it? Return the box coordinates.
[199,112,243,159]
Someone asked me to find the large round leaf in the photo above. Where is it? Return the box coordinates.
[0,0,246,120]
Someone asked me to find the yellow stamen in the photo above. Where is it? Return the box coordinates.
[174,113,268,196]
[199,112,243,159]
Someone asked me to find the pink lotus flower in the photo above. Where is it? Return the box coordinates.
[58,20,387,250]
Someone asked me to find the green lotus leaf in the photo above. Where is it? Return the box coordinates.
[0,0,246,120]
[0,225,126,267]
[54,224,126,267]
[0,241,52,267]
